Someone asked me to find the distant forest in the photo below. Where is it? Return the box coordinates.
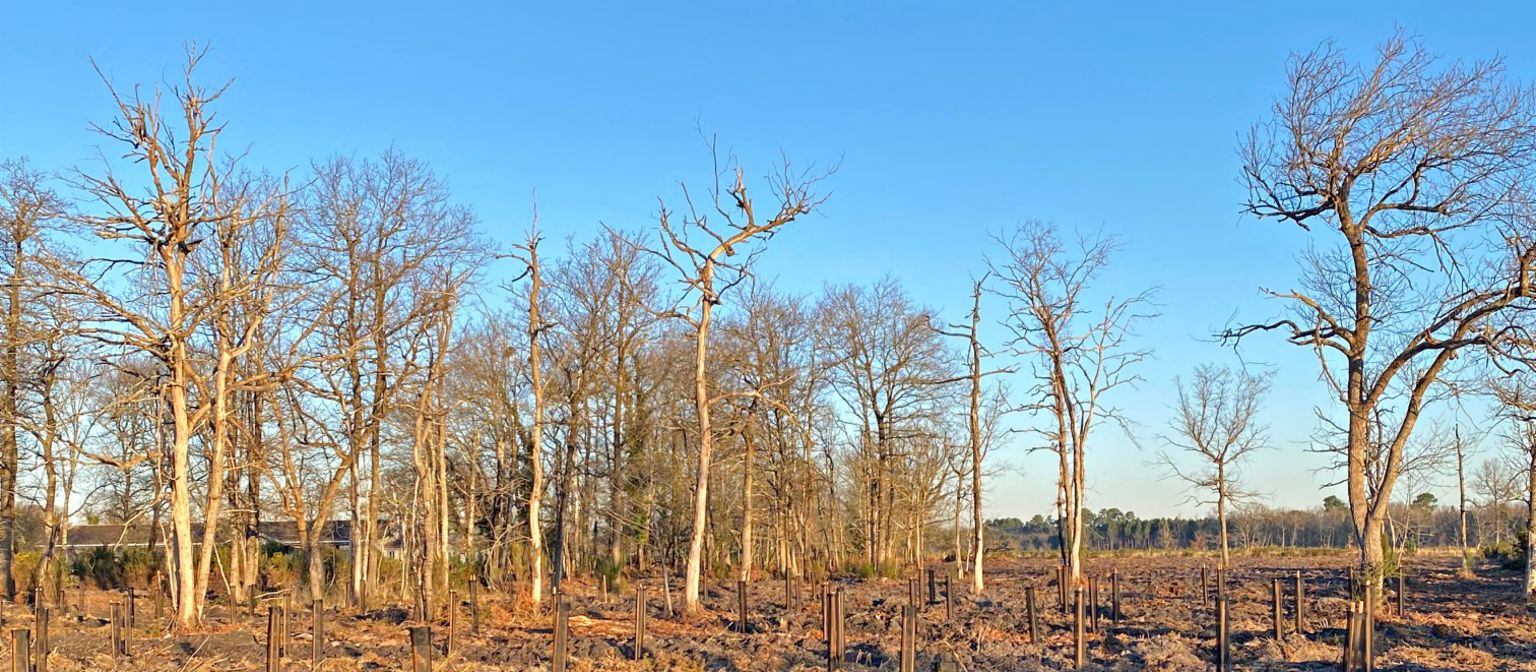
[988,496,1520,554]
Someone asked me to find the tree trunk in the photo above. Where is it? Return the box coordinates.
[683,293,716,613]
[740,426,754,582]
[1525,446,1536,602]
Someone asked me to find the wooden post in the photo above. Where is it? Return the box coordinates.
[312,600,325,666]
[1057,566,1067,612]
[823,588,835,671]
[126,589,136,628]
[1397,571,1406,618]
[784,573,794,612]
[835,589,846,663]
[11,628,29,672]
[280,604,289,658]
[1111,570,1120,625]
[736,580,748,634]
[1073,586,1085,670]
[553,599,570,672]
[1342,601,1359,672]
[1025,586,1039,644]
[110,602,126,659]
[447,590,457,656]
[1216,597,1229,672]
[408,626,432,672]
[155,576,164,622]
[899,605,916,672]
[1089,578,1099,633]
[34,607,47,672]
[1295,571,1306,635]
[1201,565,1209,608]
[75,585,83,617]
[1272,578,1283,640]
[908,577,918,608]
[633,584,647,661]
[469,580,481,636]
[926,567,936,605]
[266,606,282,672]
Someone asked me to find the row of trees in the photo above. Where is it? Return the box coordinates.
[989,494,1529,554]
[1,49,1121,627]
[8,32,1536,630]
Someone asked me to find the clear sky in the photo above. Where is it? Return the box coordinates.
[4,2,1532,520]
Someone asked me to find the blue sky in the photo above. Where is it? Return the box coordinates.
[4,2,1532,519]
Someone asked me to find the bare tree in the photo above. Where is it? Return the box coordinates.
[0,159,67,600]
[1158,364,1272,568]
[509,224,550,606]
[1225,34,1536,593]
[934,277,1010,594]
[646,143,829,613]
[990,221,1154,584]
[69,49,249,626]
[1489,379,1536,599]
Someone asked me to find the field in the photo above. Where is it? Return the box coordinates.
[5,550,1531,671]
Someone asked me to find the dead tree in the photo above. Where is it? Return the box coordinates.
[1157,364,1272,569]
[646,143,829,613]
[509,225,551,605]
[934,277,1010,594]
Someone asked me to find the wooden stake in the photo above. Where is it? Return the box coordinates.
[266,606,282,672]
[899,605,916,672]
[1342,601,1359,672]
[1201,565,1208,608]
[1111,570,1120,625]
[553,599,570,672]
[1216,597,1229,672]
[1295,571,1306,635]
[1272,578,1283,640]
[11,628,29,672]
[926,567,936,605]
[447,591,456,656]
[408,625,432,672]
[1025,586,1039,644]
[737,580,748,634]
[469,580,481,636]
[822,588,835,671]
[34,607,47,672]
[110,602,126,659]
[633,584,647,661]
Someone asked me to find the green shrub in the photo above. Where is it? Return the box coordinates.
[845,559,900,580]
[262,550,302,588]
[1479,531,1527,571]
[70,546,162,590]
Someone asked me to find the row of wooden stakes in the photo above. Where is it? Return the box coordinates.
[0,565,1407,672]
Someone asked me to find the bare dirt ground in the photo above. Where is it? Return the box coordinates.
[9,550,1534,671]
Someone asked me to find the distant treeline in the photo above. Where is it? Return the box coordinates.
[988,497,1522,553]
